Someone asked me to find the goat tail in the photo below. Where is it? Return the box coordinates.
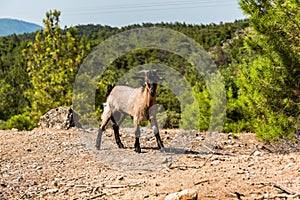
[106,84,115,97]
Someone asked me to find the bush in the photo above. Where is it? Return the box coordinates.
[5,114,35,131]
[255,112,294,142]
[0,120,6,130]
[180,101,199,130]
[164,111,180,129]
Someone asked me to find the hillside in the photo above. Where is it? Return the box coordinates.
[0,19,249,125]
[0,18,43,36]
[0,2,299,142]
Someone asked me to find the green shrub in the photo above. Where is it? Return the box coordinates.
[5,114,35,131]
[197,89,212,131]
[180,101,199,130]
[164,111,181,129]
[255,112,294,142]
[0,120,6,130]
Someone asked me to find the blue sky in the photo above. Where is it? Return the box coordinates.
[0,0,246,27]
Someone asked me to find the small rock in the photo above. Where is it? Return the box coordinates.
[285,163,293,169]
[165,193,181,200]
[52,180,58,187]
[15,176,23,183]
[1,183,7,188]
[195,136,205,141]
[253,150,262,156]
[47,188,58,194]
[165,189,198,200]
[117,176,124,180]
[36,166,42,170]
[248,162,254,167]
[237,170,246,175]
[210,160,220,165]
[238,143,247,147]
[226,140,235,145]
[228,192,245,199]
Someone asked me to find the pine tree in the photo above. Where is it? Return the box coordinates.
[24,10,87,122]
[237,0,300,140]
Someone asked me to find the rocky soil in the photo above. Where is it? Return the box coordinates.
[0,128,300,199]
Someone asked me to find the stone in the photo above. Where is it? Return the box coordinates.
[248,162,255,167]
[52,180,58,187]
[195,136,205,141]
[165,189,198,200]
[38,106,81,130]
[47,188,58,194]
[1,183,7,188]
[14,176,23,183]
[253,150,263,157]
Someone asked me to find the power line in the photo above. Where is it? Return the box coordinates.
[62,0,238,16]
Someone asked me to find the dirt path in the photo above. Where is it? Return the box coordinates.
[0,128,299,199]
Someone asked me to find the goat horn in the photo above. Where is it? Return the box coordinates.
[138,70,149,74]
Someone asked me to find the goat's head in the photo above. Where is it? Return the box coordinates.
[144,70,160,97]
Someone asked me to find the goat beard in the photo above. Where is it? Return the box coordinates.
[150,89,156,97]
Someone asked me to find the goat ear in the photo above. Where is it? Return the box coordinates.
[158,76,164,81]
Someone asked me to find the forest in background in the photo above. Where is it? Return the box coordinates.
[0,0,299,142]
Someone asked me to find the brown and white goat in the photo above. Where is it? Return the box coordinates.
[95,70,164,153]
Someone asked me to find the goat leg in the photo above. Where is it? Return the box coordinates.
[134,138,141,153]
[155,133,164,150]
[96,112,111,150]
[113,124,124,148]
[134,125,141,153]
[151,120,164,150]
[96,128,103,150]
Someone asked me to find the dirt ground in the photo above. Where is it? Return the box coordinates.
[0,128,299,200]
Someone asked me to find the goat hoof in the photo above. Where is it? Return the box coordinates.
[158,143,164,149]
[159,147,165,152]
[95,145,100,150]
[135,147,141,153]
[117,143,125,149]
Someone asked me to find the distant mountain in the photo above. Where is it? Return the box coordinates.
[0,18,43,36]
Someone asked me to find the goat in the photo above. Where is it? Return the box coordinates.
[95,70,164,153]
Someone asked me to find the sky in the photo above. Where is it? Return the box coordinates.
[0,0,246,27]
